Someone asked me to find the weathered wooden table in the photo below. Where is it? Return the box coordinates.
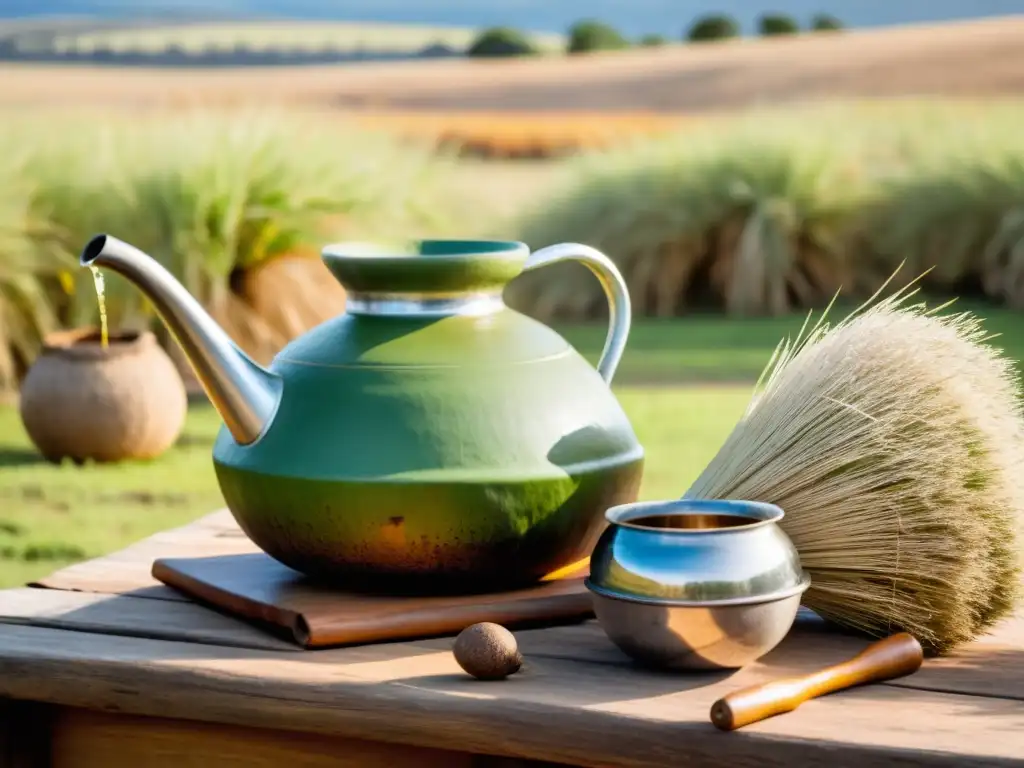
[0,510,1022,767]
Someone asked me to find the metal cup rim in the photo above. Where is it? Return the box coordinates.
[603,498,785,533]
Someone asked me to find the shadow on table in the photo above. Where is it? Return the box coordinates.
[8,588,455,664]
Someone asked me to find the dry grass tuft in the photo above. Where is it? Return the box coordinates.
[685,276,1024,653]
[509,100,1024,321]
[508,107,873,320]
[0,143,69,391]
[864,119,1024,309]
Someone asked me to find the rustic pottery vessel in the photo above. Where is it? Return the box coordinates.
[586,499,810,670]
[19,328,187,464]
[80,235,644,591]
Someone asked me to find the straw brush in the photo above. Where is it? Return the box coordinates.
[685,276,1024,654]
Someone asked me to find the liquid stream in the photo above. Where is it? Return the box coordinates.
[90,265,109,349]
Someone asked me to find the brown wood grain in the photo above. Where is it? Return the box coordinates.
[25,512,1024,683]
[50,706,473,768]
[33,509,255,600]
[0,588,298,652]
[19,509,1024,765]
[152,553,593,648]
[1,587,1021,701]
[0,623,1021,767]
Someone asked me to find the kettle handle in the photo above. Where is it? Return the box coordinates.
[521,243,631,384]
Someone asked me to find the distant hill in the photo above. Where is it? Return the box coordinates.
[4,0,1024,38]
[5,15,1024,113]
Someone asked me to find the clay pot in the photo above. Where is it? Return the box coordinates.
[19,328,187,464]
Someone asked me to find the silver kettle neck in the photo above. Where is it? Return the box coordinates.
[80,234,282,446]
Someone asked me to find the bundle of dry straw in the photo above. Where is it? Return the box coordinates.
[685,275,1024,654]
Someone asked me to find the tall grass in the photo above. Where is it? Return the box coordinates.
[509,100,1024,321]
[1,108,458,378]
[6,99,1024,389]
[863,116,1024,308]
[0,137,70,392]
[510,110,868,318]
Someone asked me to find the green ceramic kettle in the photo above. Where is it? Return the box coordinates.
[81,235,644,591]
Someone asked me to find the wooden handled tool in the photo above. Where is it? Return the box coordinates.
[710,632,924,731]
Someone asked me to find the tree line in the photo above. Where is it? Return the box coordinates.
[0,37,461,66]
[469,12,843,57]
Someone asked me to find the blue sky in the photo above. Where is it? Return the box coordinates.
[5,0,1024,37]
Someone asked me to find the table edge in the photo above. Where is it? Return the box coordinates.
[0,623,1019,768]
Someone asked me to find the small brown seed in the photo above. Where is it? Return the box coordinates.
[452,622,523,680]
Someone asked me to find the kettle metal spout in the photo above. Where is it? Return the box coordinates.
[80,234,283,446]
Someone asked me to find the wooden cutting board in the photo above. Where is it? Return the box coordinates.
[152,553,594,649]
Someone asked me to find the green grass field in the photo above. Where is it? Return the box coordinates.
[557,299,1024,383]
[0,301,1020,588]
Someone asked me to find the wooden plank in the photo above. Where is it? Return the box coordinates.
[0,588,298,653]
[37,507,1024,678]
[50,707,567,767]
[153,553,591,648]
[0,588,841,667]
[1,584,1022,702]
[0,624,1020,767]
[0,699,52,768]
[33,509,257,600]
[50,706,479,768]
